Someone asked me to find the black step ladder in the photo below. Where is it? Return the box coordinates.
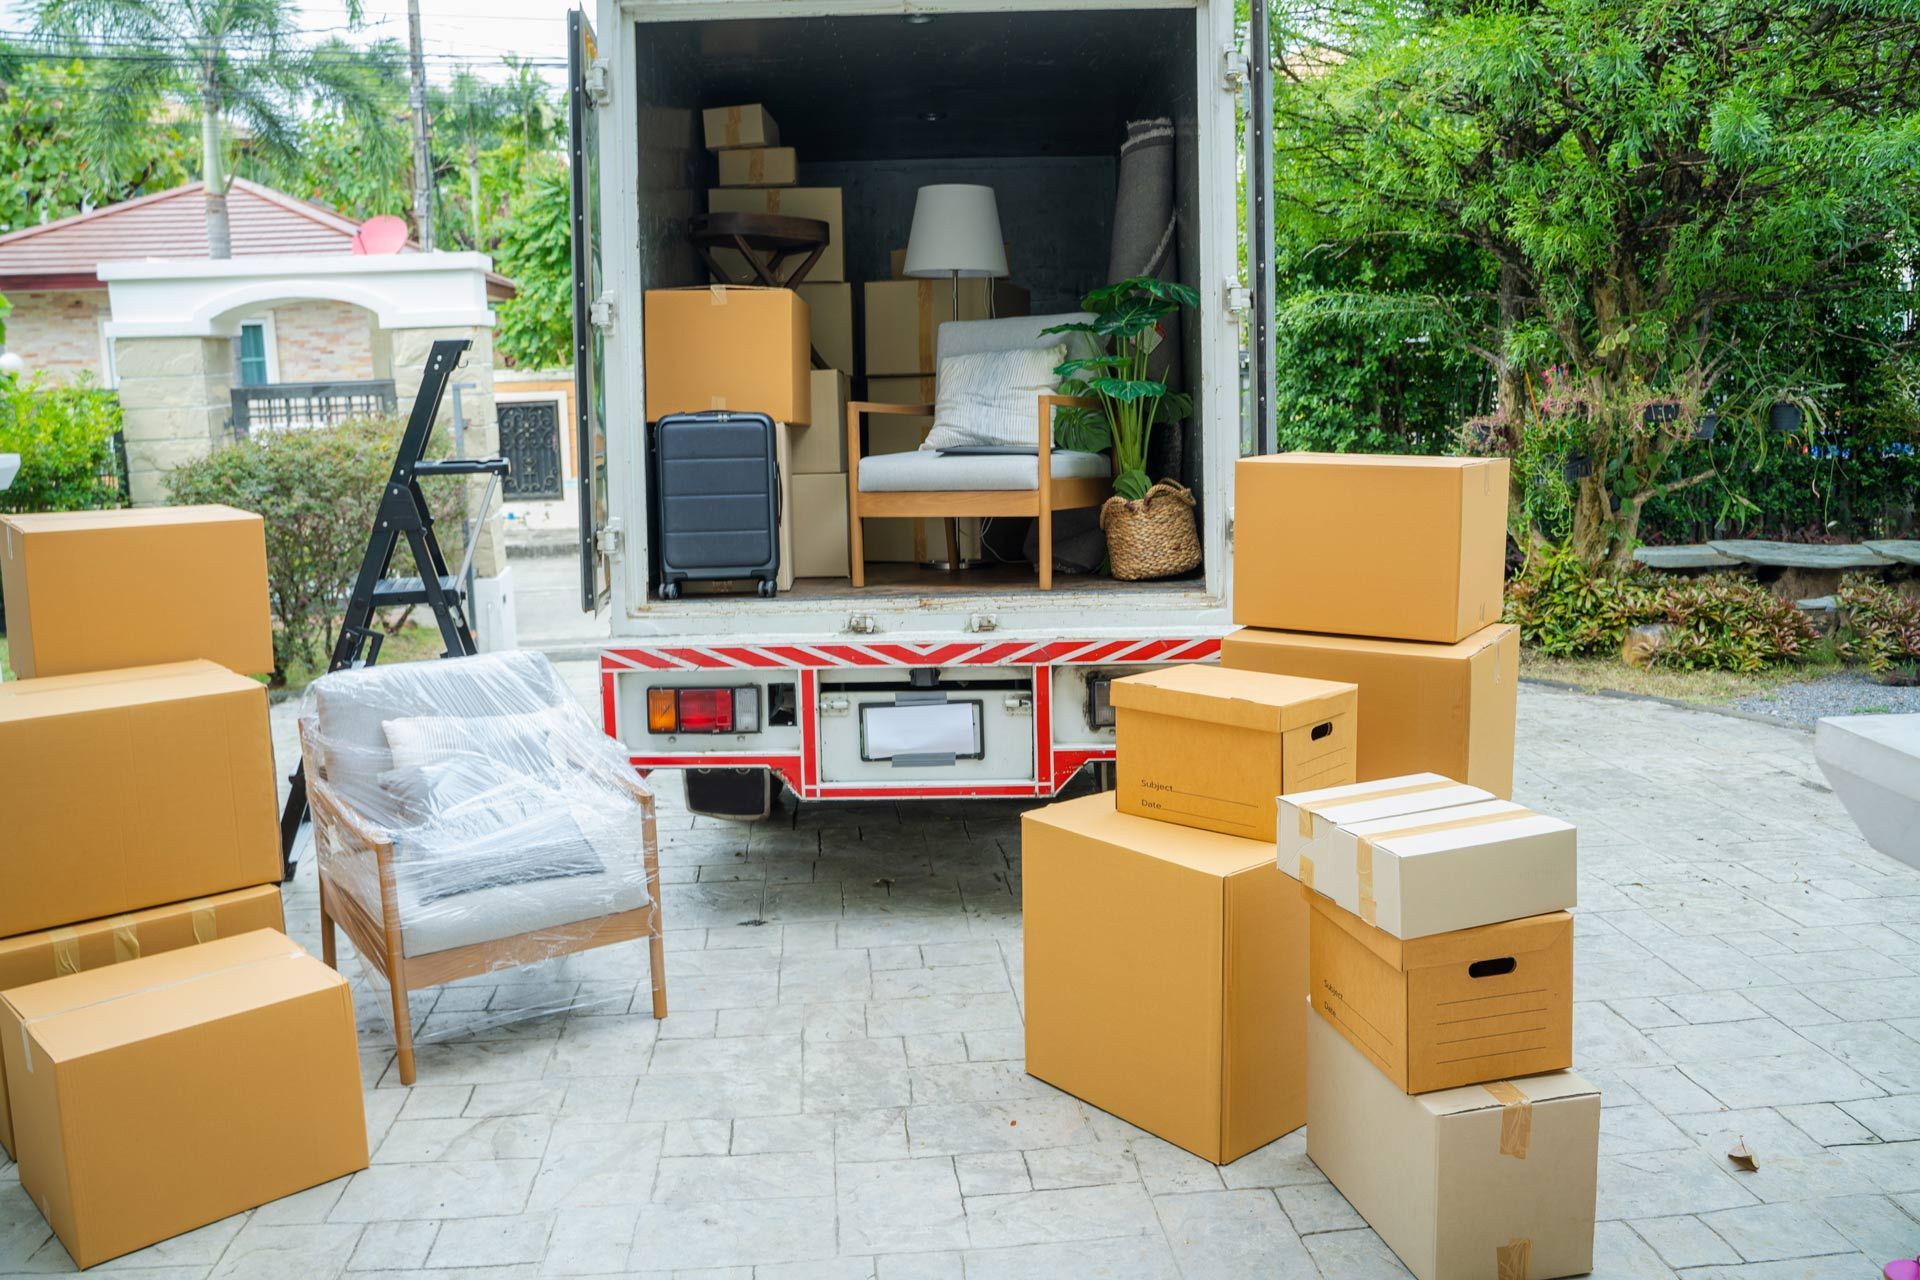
[277,337,511,878]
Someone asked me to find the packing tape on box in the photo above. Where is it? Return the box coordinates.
[17,948,309,1074]
[49,928,80,977]
[1356,806,1534,846]
[766,189,783,213]
[709,285,729,304]
[1288,777,1464,837]
[710,396,730,410]
[1297,855,1315,889]
[724,106,742,147]
[191,906,218,944]
[1354,839,1377,924]
[916,281,937,373]
[748,151,765,182]
[111,919,141,964]
[1496,1238,1533,1280]
[1482,1080,1532,1158]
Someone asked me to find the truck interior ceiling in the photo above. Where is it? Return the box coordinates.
[635,8,1206,601]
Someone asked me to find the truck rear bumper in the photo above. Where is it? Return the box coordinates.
[600,635,1224,800]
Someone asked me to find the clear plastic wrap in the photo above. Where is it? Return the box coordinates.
[298,650,662,1053]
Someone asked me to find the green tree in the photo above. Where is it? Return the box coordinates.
[491,161,572,370]
[434,71,511,249]
[33,0,388,257]
[0,45,196,233]
[1271,0,1920,567]
[237,40,412,226]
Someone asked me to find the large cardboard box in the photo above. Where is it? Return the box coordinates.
[0,506,273,679]
[702,103,779,150]
[1112,664,1356,842]
[0,661,281,939]
[717,145,796,186]
[791,473,850,578]
[1307,1013,1599,1280]
[1221,624,1520,796]
[708,187,845,282]
[1023,793,1308,1164]
[644,287,810,425]
[1280,781,1577,937]
[1233,454,1510,644]
[0,884,284,1158]
[1310,896,1573,1093]
[797,281,855,374]
[863,279,1032,376]
[0,930,368,1269]
[788,369,850,475]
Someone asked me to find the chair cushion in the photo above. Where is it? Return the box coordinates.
[922,344,1065,451]
[395,853,652,957]
[858,450,1111,493]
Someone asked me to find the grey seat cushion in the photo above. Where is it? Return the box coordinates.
[858,450,1111,493]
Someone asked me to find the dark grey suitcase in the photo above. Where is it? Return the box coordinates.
[652,411,781,599]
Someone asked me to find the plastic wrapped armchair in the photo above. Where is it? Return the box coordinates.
[297,650,665,1084]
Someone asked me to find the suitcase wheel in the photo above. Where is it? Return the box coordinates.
[758,580,777,599]
[660,581,681,600]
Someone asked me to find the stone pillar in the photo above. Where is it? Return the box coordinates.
[385,325,506,579]
[113,336,233,506]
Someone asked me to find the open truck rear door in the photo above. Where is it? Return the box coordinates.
[569,7,611,613]
[1244,0,1276,456]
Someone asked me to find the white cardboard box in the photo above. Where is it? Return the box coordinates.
[1306,1013,1599,1280]
[1280,776,1575,938]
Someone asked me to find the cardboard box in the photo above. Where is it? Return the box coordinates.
[1280,781,1577,937]
[0,884,284,1158]
[1023,793,1308,1164]
[0,930,368,1269]
[1310,896,1573,1093]
[1232,454,1510,643]
[644,287,810,425]
[797,281,855,374]
[889,244,1012,280]
[708,187,845,282]
[1308,1013,1598,1280]
[1,506,274,679]
[788,369,850,475]
[1221,624,1520,796]
[1112,664,1356,842]
[791,473,850,578]
[717,145,796,186]
[702,103,779,150]
[863,279,1032,376]
[0,661,281,939]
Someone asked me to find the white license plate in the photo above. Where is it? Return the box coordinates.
[860,701,983,762]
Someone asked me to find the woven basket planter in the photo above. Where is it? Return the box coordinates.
[1100,480,1202,581]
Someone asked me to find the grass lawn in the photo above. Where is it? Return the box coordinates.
[1521,646,1845,706]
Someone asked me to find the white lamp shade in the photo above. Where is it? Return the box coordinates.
[903,184,1008,279]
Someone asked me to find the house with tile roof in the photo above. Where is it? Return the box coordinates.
[0,178,513,387]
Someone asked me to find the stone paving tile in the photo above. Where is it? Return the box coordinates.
[10,680,1919,1278]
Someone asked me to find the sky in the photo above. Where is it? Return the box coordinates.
[0,0,577,86]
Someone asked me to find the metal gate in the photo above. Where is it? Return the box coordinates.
[498,399,564,499]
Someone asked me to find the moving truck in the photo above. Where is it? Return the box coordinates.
[567,0,1274,815]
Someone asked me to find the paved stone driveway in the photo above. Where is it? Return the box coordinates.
[3,679,1918,1277]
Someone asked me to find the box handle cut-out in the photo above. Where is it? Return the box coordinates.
[1309,721,1333,741]
[1468,956,1517,979]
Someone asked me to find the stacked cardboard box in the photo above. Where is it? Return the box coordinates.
[1224,454,1519,795]
[0,507,364,1267]
[1023,664,1357,1163]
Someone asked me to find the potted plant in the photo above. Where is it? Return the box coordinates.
[1044,277,1201,580]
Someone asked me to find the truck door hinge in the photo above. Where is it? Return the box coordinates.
[966,614,998,633]
[584,58,611,106]
[1225,513,1235,546]
[1221,45,1250,93]
[845,613,879,635]
[595,517,623,558]
[1002,694,1033,715]
[1224,281,1251,317]
[820,695,851,717]
[589,295,616,329]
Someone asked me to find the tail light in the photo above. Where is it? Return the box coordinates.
[646,686,762,735]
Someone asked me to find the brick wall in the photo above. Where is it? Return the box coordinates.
[5,289,111,383]
[270,299,376,382]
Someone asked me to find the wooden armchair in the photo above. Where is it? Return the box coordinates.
[845,312,1114,591]
[298,652,665,1086]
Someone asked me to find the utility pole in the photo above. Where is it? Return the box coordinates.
[406,0,436,250]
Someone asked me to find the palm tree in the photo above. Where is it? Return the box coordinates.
[34,0,385,258]
[496,56,558,154]
[436,70,509,248]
